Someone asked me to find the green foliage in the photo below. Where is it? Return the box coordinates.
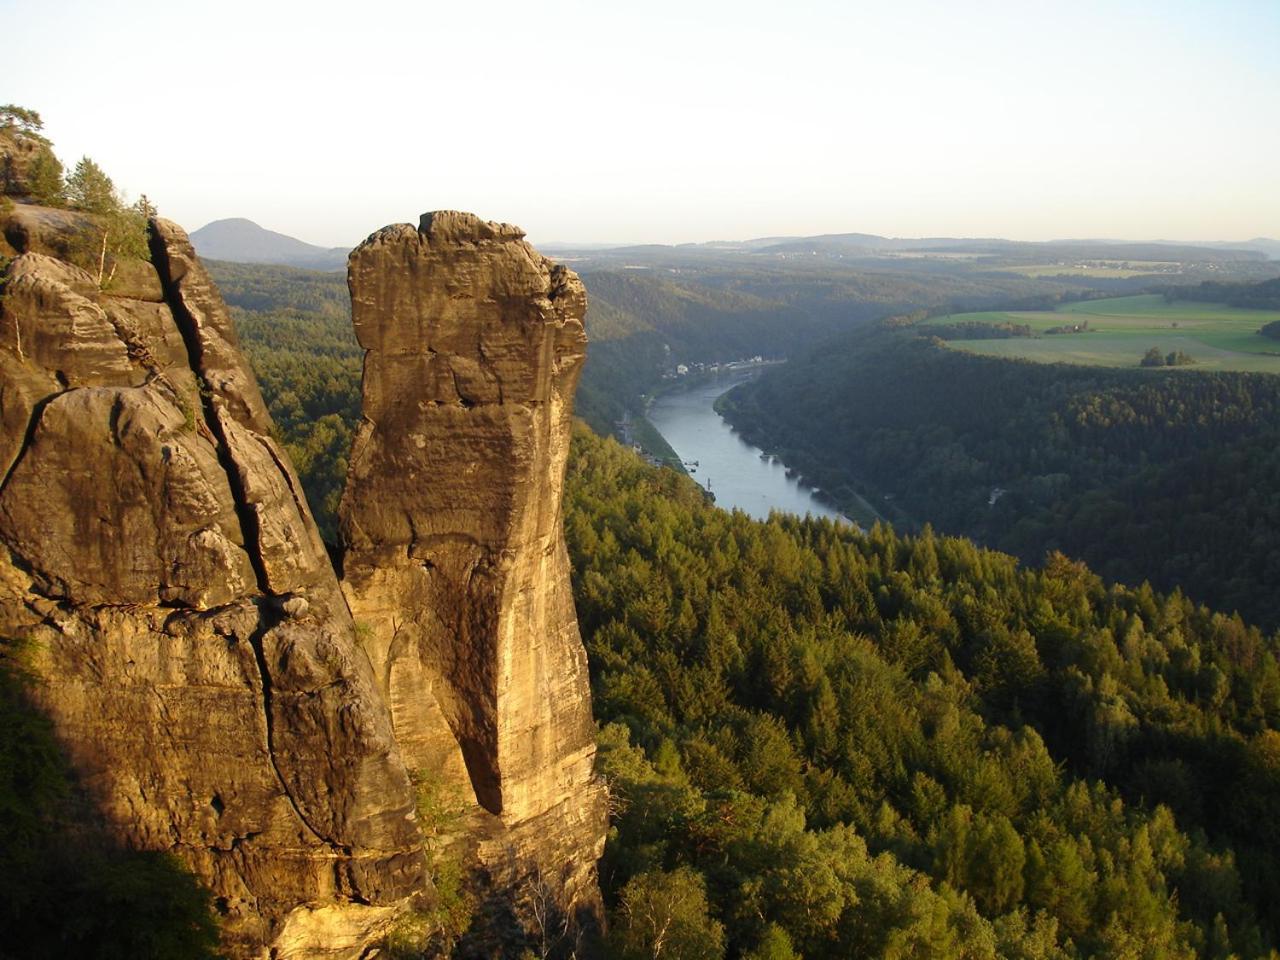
[922,320,1032,340]
[1140,347,1194,368]
[564,428,1280,957]
[607,867,725,960]
[1168,276,1280,312]
[384,769,474,957]
[25,147,64,205]
[0,104,46,139]
[741,925,799,960]
[1260,319,1280,340]
[65,156,117,213]
[573,258,1102,439]
[1,104,61,201]
[0,642,221,959]
[221,256,1280,958]
[214,302,360,539]
[1141,346,1167,367]
[62,157,152,287]
[204,259,363,541]
[1045,319,1089,335]
[382,857,475,959]
[927,295,1280,372]
[722,322,1280,628]
[409,767,465,848]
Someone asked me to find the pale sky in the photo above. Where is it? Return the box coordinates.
[6,0,1278,247]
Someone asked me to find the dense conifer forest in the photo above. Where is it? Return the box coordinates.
[565,428,1280,959]
[720,322,1280,630]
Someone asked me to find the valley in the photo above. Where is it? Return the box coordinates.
[719,284,1280,629]
[6,210,1279,956]
[644,371,852,524]
[200,241,1280,956]
[6,2,1280,955]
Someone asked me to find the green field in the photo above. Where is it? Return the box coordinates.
[1000,263,1177,278]
[929,295,1280,372]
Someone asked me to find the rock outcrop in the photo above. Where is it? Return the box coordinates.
[0,206,604,957]
[1,127,50,198]
[0,217,428,956]
[341,212,606,939]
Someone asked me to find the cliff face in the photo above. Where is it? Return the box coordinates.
[0,208,604,957]
[341,213,606,928]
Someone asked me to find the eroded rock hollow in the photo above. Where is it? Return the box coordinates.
[0,205,604,958]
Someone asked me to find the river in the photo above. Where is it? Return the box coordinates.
[646,371,849,524]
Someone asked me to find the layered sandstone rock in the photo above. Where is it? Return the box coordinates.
[340,212,606,936]
[0,206,606,957]
[0,217,426,957]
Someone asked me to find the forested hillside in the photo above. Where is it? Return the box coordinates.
[1165,276,1280,311]
[720,323,1280,629]
[566,429,1280,958]
[569,270,828,432]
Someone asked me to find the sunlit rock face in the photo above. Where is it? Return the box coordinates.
[0,217,427,957]
[341,212,606,934]
[0,204,606,958]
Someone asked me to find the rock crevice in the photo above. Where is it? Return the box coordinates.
[0,206,606,957]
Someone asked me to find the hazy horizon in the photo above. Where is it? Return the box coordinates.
[195,214,1279,254]
[7,0,1278,246]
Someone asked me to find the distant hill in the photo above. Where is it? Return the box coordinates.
[554,232,1272,267]
[753,234,1266,262]
[1247,238,1280,260]
[1148,238,1280,261]
[190,218,349,270]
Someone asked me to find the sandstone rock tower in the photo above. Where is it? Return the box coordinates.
[341,212,606,925]
[0,202,604,958]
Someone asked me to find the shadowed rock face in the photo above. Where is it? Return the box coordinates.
[341,212,606,922]
[0,207,606,957]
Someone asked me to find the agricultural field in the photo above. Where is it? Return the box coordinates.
[998,261,1180,278]
[928,294,1280,372]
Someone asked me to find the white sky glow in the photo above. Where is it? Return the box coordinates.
[6,0,1278,246]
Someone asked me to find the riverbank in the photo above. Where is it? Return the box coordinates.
[715,380,894,529]
[646,371,851,524]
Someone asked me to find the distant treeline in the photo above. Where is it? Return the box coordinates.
[1165,276,1280,311]
[576,270,842,434]
[920,320,1032,340]
[721,322,1280,630]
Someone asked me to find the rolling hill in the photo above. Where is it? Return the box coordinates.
[190,217,349,269]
